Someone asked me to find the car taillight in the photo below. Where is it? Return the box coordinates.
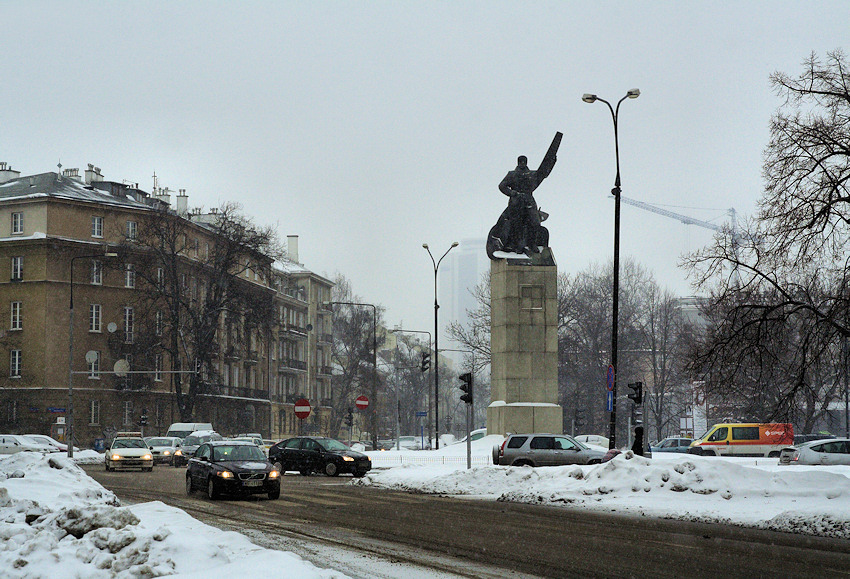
[499,440,507,456]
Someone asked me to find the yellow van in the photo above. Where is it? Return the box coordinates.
[688,423,793,457]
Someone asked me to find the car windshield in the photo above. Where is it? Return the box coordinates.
[146,438,172,446]
[212,445,266,461]
[113,439,146,449]
[318,438,350,452]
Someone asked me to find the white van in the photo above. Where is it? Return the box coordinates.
[166,422,213,440]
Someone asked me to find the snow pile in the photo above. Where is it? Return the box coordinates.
[357,451,850,539]
[0,453,346,578]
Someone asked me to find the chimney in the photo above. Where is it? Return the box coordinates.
[155,187,171,206]
[287,235,299,263]
[62,168,82,182]
[0,162,21,184]
[84,164,103,185]
[176,189,188,216]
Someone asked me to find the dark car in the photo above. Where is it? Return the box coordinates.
[173,431,223,467]
[269,436,371,477]
[186,440,280,500]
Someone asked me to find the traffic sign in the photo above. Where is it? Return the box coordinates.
[355,395,369,410]
[415,411,428,417]
[294,398,311,419]
[607,390,613,412]
[606,365,615,391]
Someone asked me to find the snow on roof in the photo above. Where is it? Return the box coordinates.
[0,172,151,210]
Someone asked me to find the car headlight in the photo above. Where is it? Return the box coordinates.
[110,453,121,460]
[163,451,171,456]
[268,470,280,479]
[217,470,234,479]
[142,454,152,460]
[342,456,354,462]
[174,450,183,456]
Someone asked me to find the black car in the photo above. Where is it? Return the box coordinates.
[186,440,280,500]
[269,436,371,477]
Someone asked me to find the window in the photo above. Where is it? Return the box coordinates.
[91,260,102,285]
[154,354,163,382]
[707,427,728,442]
[124,306,134,343]
[89,399,100,425]
[731,427,759,441]
[156,267,164,289]
[11,256,22,281]
[7,400,17,423]
[124,264,135,289]
[11,212,23,234]
[88,351,100,379]
[91,216,103,238]
[123,401,133,425]
[10,349,21,377]
[126,220,137,241]
[507,436,528,449]
[89,304,101,332]
[530,436,554,450]
[155,310,163,336]
[10,301,21,330]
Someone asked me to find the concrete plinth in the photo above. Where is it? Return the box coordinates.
[487,249,562,435]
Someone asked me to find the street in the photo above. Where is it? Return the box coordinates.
[84,464,850,578]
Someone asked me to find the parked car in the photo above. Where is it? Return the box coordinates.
[688,423,793,457]
[778,438,850,466]
[24,434,78,453]
[173,430,223,466]
[186,440,280,500]
[650,437,693,453]
[493,433,605,467]
[574,434,609,449]
[269,436,372,477]
[454,428,487,445]
[794,433,836,445]
[0,434,55,454]
[105,437,153,471]
[144,436,184,465]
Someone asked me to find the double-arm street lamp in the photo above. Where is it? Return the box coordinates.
[582,88,640,450]
[422,241,458,449]
[325,301,377,450]
[68,249,119,458]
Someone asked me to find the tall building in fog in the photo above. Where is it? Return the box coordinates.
[438,238,488,359]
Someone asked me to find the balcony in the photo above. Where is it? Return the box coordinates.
[279,358,307,373]
[318,365,333,376]
[279,324,308,339]
[224,346,241,361]
[244,350,259,364]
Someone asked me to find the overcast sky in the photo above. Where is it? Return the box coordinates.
[2,1,846,335]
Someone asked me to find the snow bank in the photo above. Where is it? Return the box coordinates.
[0,453,346,578]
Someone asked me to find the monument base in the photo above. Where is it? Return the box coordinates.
[487,401,562,436]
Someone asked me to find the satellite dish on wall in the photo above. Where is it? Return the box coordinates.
[107,322,118,333]
[114,359,130,377]
[85,350,98,364]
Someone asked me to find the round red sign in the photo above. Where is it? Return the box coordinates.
[355,395,369,410]
[294,398,311,420]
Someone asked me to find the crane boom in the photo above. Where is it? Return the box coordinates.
[619,196,723,232]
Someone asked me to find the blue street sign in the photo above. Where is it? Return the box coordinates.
[606,390,613,412]
[415,411,428,417]
[606,365,615,391]
[48,407,66,413]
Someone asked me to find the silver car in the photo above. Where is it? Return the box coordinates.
[493,433,605,467]
[778,438,850,466]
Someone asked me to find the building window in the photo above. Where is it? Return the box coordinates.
[11,256,22,281]
[88,351,100,379]
[123,401,133,426]
[154,353,163,382]
[91,260,102,285]
[89,304,101,332]
[155,310,163,336]
[10,349,21,377]
[89,399,100,425]
[155,401,165,426]
[11,212,23,235]
[91,216,103,238]
[126,221,137,241]
[8,400,18,423]
[124,306,134,344]
[10,301,21,331]
[124,264,135,289]
[156,267,164,289]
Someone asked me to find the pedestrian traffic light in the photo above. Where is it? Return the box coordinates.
[344,407,353,427]
[459,372,473,405]
[139,409,148,426]
[627,382,643,405]
[420,352,431,372]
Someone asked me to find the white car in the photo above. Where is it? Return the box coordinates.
[144,436,183,465]
[25,434,78,453]
[575,434,610,449]
[0,434,56,454]
[105,437,153,471]
[778,438,850,466]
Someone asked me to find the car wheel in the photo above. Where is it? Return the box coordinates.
[492,445,500,465]
[186,475,193,495]
[268,488,280,500]
[324,461,339,477]
[207,478,219,500]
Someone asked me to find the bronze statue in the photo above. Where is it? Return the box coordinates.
[487,132,562,259]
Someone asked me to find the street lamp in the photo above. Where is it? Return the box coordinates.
[325,301,377,450]
[68,249,119,458]
[583,88,640,450]
[422,241,459,450]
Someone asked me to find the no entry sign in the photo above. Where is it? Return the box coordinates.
[355,395,369,410]
[294,398,311,420]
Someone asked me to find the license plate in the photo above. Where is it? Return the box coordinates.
[243,480,262,487]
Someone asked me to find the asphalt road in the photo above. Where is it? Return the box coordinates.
[84,464,850,578]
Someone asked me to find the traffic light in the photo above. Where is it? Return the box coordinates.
[459,372,473,405]
[627,382,643,405]
[139,409,148,426]
[344,407,353,427]
[574,407,585,429]
[420,352,431,372]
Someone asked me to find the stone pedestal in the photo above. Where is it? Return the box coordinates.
[487,249,562,435]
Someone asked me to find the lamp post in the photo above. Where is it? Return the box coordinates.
[582,88,640,450]
[392,328,432,448]
[68,250,119,458]
[422,241,459,450]
[326,301,377,450]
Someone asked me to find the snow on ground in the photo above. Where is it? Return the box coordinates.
[359,435,850,539]
[0,452,346,578]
